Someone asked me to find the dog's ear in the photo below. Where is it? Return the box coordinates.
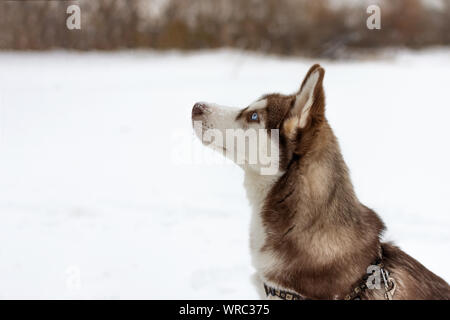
[283,64,325,137]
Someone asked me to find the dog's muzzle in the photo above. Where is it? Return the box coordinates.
[192,102,209,119]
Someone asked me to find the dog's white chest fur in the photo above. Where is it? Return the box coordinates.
[244,170,282,288]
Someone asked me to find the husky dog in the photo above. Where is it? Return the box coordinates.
[191,64,450,300]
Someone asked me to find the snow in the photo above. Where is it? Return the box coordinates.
[0,49,449,299]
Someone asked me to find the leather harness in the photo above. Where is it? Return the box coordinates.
[263,250,397,300]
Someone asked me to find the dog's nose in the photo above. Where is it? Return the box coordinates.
[192,102,207,117]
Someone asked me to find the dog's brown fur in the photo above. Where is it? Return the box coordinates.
[256,64,450,299]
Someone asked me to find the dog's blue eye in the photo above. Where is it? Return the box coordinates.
[251,112,258,121]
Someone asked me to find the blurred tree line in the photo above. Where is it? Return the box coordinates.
[0,0,449,58]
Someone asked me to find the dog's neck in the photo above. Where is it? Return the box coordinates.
[244,169,282,267]
[244,131,384,299]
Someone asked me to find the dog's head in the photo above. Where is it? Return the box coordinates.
[192,64,326,175]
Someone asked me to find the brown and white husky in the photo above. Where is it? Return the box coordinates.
[191,64,450,300]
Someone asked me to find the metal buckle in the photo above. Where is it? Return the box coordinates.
[380,268,396,300]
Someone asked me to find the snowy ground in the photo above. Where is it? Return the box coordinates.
[0,49,449,299]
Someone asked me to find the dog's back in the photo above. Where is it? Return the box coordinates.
[365,243,450,299]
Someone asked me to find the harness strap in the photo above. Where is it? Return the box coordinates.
[263,283,307,300]
[264,248,396,300]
